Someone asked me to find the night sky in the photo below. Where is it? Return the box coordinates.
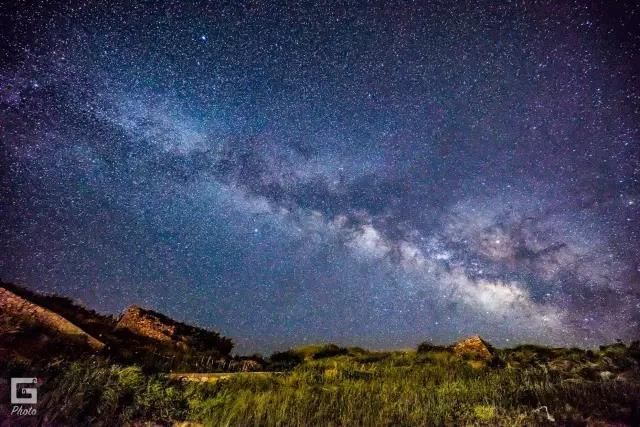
[1,1,639,354]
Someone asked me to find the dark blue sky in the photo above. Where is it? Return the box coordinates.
[1,0,639,353]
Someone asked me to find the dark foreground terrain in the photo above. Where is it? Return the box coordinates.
[1,283,639,426]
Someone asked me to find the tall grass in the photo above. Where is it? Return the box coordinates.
[182,354,639,426]
[4,349,638,426]
[185,359,535,426]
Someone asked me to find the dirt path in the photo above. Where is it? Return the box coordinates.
[167,372,281,383]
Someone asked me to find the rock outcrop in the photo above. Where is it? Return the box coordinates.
[115,305,232,355]
[115,305,179,346]
[0,287,105,351]
[1,282,232,367]
[452,335,494,360]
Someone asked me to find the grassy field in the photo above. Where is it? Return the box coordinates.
[2,343,639,426]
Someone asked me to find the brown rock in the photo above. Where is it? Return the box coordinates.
[452,335,494,360]
[0,287,104,351]
[115,305,178,345]
[114,304,233,355]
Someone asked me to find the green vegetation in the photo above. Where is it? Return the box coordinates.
[2,342,639,426]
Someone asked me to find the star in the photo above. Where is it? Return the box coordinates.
[0,0,638,353]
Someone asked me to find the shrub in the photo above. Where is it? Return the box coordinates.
[311,344,348,359]
[417,341,447,353]
[268,350,303,370]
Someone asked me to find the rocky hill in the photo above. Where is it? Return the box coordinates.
[0,281,117,338]
[115,304,233,354]
[0,282,232,369]
[0,287,104,350]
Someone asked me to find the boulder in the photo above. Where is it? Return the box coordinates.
[452,335,494,360]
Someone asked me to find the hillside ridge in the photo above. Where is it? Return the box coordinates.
[0,286,105,350]
[0,282,233,369]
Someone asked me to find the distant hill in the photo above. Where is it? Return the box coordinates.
[0,282,232,370]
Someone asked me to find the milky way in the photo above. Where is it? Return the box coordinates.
[1,1,639,353]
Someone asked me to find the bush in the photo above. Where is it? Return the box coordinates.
[268,350,303,370]
[35,358,187,425]
[311,344,348,359]
[417,341,448,353]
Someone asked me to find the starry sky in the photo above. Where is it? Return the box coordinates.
[1,1,639,354]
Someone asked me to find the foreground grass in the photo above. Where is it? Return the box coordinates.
[181,351,639,426]
[3,345,639,426]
